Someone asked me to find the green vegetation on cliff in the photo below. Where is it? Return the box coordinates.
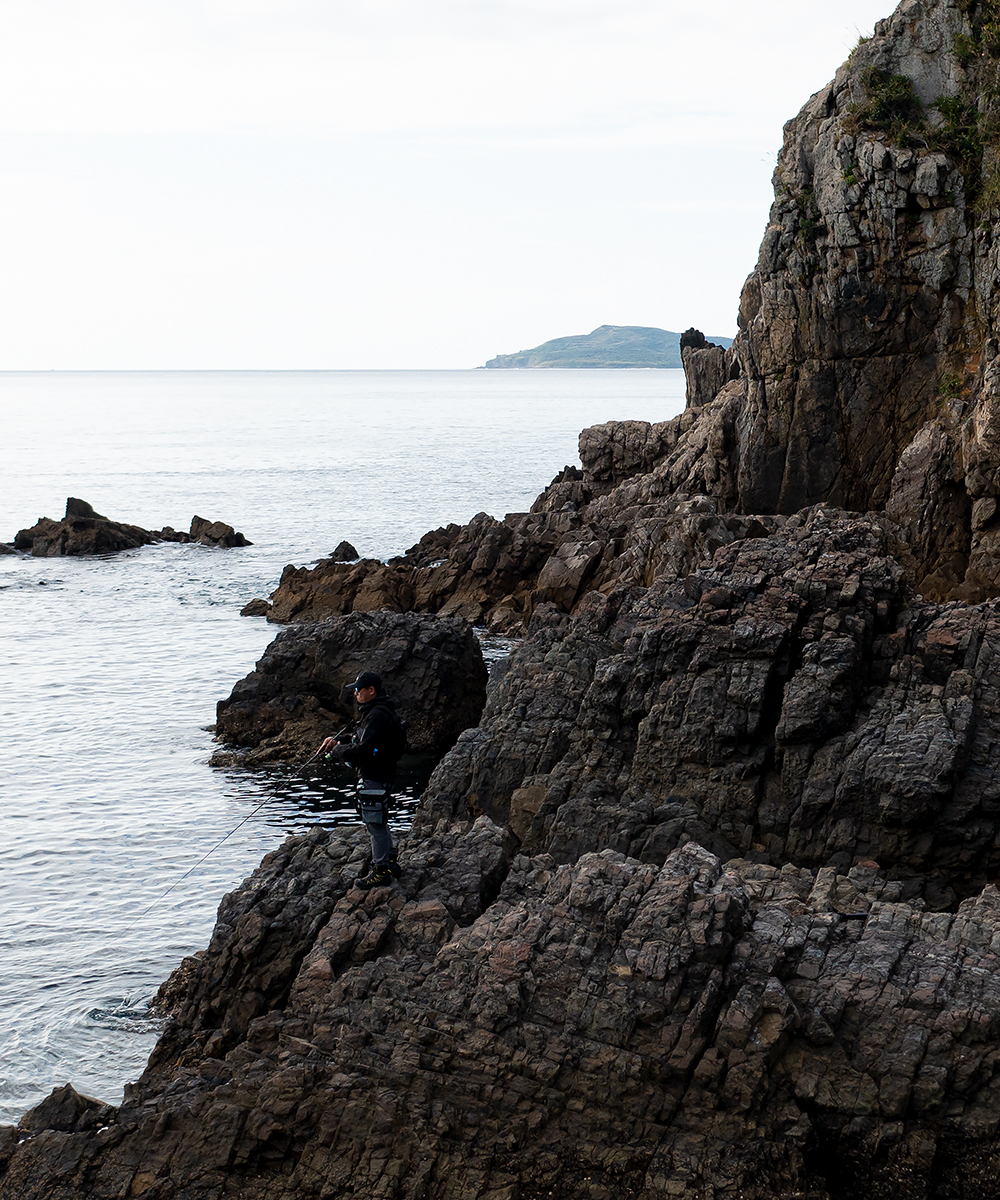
[482,323,733,369]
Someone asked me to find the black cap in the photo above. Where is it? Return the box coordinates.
[349,671,382,693]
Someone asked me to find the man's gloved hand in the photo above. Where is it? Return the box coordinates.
[318,736,348,757]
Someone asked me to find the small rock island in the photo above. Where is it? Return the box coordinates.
[10,498,251,556]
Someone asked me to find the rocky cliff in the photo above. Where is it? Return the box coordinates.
[12,2,1000,1197]
[259,0,1000,616]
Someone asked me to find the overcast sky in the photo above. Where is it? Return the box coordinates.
[0,0,893,369]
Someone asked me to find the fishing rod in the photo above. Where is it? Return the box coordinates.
[124,722,356,932]
[295,721,354,772]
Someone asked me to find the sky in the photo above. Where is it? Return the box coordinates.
[0,0,895,369]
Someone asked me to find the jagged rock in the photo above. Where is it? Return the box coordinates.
[11,499,252,556]
[679,327,738,408]
[14,498,156,556]
[189,515,251,547]
[239,0,1000,619]
[0,543,17,555]
[240,598,272,617]
[17,1085,112,1135]
[64,498,106,521]
[157,517,251,547]
[153,525,190,543]
[11,830,1000,1199]
[263,492,780,634]
[397,523,464,568]
[578,418,680,486]
[419,506,1000,908]
[26,5,1000,1198]
[329,540,358,561]
[212,610,488,764]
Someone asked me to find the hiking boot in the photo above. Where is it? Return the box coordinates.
[387,851,402,878]
[355,863,392,890]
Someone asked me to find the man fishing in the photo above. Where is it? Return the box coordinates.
[317,671,405,889]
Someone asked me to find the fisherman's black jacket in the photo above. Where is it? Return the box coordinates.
[341,694,403,785]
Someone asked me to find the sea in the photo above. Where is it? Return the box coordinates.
[0,368,686,1124]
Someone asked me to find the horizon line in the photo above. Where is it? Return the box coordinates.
[0,365,690,374]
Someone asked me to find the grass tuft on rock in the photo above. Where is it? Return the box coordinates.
[845,68,925,143]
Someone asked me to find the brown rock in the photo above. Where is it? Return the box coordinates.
[14,498,156,556]
[509,784,546,841]
[10,499,253,556]
[189,515,251,547]
[11,830,1000,1199]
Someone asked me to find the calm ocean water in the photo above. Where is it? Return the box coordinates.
[0,368,685,1123]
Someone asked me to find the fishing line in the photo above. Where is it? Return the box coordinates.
[123,728,353,933]
[123,794,274,933]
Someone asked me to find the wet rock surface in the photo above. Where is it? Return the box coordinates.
[212,610,488,765]
[330,540,359,562]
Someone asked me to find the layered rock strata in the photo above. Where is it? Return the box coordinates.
[264,493,779,634]
[420,507,998,909]
[8,827,1000,1198]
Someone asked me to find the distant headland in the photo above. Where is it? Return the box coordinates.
[481,323,734,369]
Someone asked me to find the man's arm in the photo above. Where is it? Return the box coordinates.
[341,709,394,771]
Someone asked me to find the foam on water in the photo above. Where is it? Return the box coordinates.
[0,368,685,1122]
